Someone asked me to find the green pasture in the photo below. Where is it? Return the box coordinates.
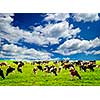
[0,60,100,86]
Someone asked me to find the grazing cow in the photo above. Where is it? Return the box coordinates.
[44,65,57,76]
[0,62,7,66]
[50,66,57,76]
[74,60,83,66]
[69,67,81,80]
[87,63,96,71]
[0,68,5,79]
[33,64,43,74]
[63,63,74,70]
[44,65,50,73]
[17,61,24,73]
[37,65,43,71]
[80,61,96,72]
[13,61,24,65]
[33,62,43,74]
[35,61,43,71]
[17,67,22,73]
[80,65,87,72]
[33,67,38,74]
[13,61,19,65]
[6,66,15,76]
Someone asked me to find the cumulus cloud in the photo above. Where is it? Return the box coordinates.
[0,14,58,46]
[0,13,33,44]
[33,21,81,39]
[54,38,100,55]
[72,13,100,22]
[0,13,81,47]
[1,44,52,60]
[0,13,99,60]
[24,32,59,46]
[44,13,70,22]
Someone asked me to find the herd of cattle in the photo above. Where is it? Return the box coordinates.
[0,60,99,80]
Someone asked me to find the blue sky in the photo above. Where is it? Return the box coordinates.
[0,13,100,61]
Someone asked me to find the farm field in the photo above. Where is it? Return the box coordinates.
[0,60,100,86]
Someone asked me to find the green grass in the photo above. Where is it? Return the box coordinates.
[0,60,100,86]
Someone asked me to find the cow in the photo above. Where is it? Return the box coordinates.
[69,67,81,80]
[80,65,87,72]
[50,65,57,76]
[17,61,24,73]
[74,60,83,66]
[0,68,5,79]
[63,63,74,70]
[79,61,96,72]
[17,67,22,73]
[0,62,7,66]
[44,65,57,76]
[37,65,43,71]
[13,61,19,65]
[33,67,38,74]
[33,61,43,74]
[44,65,51,73]
[35,61,43,71]
[6,66,15,76]
[87,62,96,71]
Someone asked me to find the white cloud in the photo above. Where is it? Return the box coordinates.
[30,21,81,46]
[0,13,99,60]
[94,50,100,55]
[24,32,59,46]
[90,37,100,48]
[33,21,81,39]
[44,13,70,22]
[72,13,100,22]
[54,37,100,55]
[0,13,14,23]
[84,50,100,55]
[2,44,26,53]
[0,14,59,46]
[0,13,81,47]
[2,44,52,60]
[0,13,33,44]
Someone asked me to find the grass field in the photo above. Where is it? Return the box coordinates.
[0,60,100,86]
